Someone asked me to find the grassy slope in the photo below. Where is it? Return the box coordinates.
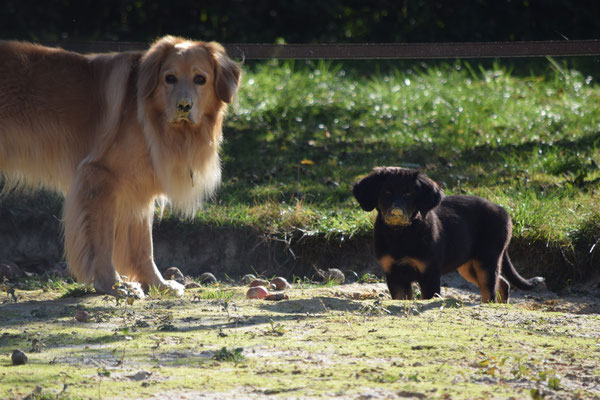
[0,285,599,399]
[191,59,600,283]
[2,59,599,285]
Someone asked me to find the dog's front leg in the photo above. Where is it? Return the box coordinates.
[385,273,413,300]
[63,162,143,298]
[418,268,441,300]
[112,205,184,297]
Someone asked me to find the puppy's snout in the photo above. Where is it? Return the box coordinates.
[390,208,404,216]
[176,98,193,113]
[384,207,411,227]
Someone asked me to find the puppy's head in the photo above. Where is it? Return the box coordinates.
[352,167,443,227]
[138,35,241,126]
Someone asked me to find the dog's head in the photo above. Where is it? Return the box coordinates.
[138,35,241,126]
[352,167,443,227]
[136,36,241,216]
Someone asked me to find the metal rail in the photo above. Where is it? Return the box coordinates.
[44,40,600,59]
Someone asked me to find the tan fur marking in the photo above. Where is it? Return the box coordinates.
[398,256,428,274]
[471,259,492,302]
[377,256,428,274]
[457,261,479,287]
[459,259,505,303]
[377,255,395,274]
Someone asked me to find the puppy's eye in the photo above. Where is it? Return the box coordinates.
[165,74,178,84]
[193,74,206,85]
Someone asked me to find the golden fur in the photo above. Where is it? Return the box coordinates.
[0,36,241,297]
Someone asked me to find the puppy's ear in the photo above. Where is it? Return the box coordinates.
[352,169,386,212]
[415,174,443,217]
[138,36,176,99]
[207,42,242,104]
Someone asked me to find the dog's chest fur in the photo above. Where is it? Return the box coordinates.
[373,212,441,273]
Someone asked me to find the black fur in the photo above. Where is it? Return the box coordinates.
[352,167,544,303]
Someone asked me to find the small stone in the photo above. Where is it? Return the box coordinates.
[51,261,70,278]
[345,271,360,284]
[0,262,23,280]
[313,266,345,284]
[164,267,185,284]
[199,272,217,284]
[11,349,28,365]
[249,279,269,288]
[128,371,152,381]
[185,282,201,289]
[325,269,345,284]
[74,310,91,323]
[241,274,256,285]
[265,293,289,301]
[246,286,269,299]
[270,277,291,290]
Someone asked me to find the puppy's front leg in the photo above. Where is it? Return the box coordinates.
[112,205,184,297]
[385,273,413,300]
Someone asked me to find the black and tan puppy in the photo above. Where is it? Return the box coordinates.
[353,167,544,303]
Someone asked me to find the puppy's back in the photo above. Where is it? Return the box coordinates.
[438,195,511,242]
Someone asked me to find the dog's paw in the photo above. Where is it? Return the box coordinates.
[160,280,185,297]
[119,281,146,299]
[95,280,146,299]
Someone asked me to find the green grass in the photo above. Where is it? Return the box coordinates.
[2,58,599,286]
[183,58,600,283]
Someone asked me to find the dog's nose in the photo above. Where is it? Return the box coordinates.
[176,98,193,113]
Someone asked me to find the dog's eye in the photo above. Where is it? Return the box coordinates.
[193,74,207,86]
[165,74,178,84]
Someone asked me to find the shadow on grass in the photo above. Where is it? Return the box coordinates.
[224,122,599,191]
[257,295,480,316]
[0,295,121,328]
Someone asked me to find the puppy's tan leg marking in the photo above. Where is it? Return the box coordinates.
[457,261,479,287]
[459,259,507,303]
[471,259,494,303]
[378,255,396,274]
[378,255,427,274]
[398,257,427,274]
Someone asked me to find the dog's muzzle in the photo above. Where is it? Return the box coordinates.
[174,98,193,121]
[384,208,412,227]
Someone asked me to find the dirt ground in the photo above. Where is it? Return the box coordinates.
[1,272,599,400]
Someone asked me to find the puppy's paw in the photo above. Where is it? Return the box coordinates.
[530,276,546,291]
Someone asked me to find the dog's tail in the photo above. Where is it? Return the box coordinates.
[501,252,545,290]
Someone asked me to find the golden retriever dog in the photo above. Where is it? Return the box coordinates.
[0,36,241,297]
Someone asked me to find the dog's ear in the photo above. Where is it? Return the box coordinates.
[352,169,386,212]
[207,42,242,104]
[138,36,176,99]
[415,173,443,217]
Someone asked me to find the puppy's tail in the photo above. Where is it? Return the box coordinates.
[502,252,545,290]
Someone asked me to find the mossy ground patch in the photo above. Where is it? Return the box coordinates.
[1,276,599,399]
